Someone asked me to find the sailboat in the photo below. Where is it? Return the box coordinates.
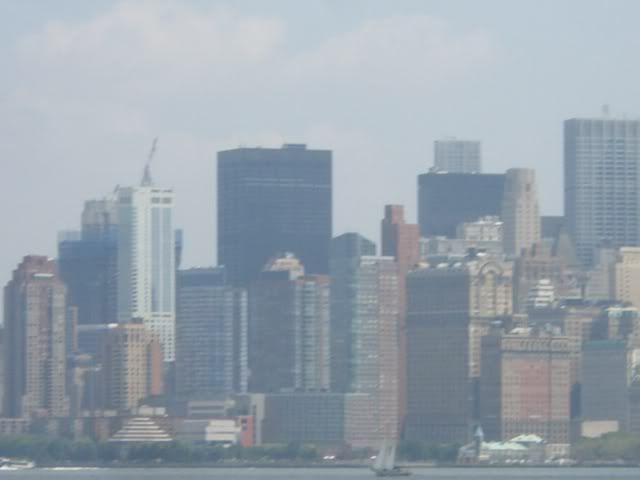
[371,441,411,477]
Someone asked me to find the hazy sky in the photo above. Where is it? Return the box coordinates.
[2,0,640,292]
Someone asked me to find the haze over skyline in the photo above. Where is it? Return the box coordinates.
[2,0,640,295]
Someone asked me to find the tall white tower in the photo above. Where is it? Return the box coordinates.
[117,160,176,362]
[501,168,540,256]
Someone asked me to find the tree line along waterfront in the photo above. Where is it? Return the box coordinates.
[0,435,462,465]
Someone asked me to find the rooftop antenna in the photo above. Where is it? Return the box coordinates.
[141,137,158,186]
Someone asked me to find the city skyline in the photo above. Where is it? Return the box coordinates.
[5,0,640,295]
[5,0,640,461]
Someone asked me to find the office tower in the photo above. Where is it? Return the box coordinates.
[176,267,248,397]
[541,216,565,241]
[380,205,420,431]
[117,166,176,362]
[526,279,556,310]
[456,216,503,243]
[82,199,118,241]
[565,116,640,265]
[586,246,617,301]
[417,172,505,238]
[217,144,332,285]
[330,233,400,442]
[3,256,69,418]
[592,306,640,342]
[421,216,504,259]
[405,253,512,444]
[467,255,513,379]
[262,392,375,448]
[58,199,118,325]
[501,168,541,255]
[581,339,631,433]
[613,247,640,308]
[513,242,571,313]
[434,138,482,173]
[103,322,164,412]
[480,329,571,449]
[249,254,330,393]
[405,263,471,444]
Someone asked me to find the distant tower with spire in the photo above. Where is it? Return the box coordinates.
[116,139,177,362]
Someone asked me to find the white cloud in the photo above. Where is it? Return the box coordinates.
[288,15,494,89]
[17,3,494,99]
[17,1,286,97]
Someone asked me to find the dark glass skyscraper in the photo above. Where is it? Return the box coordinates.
[217,144,332,285]
[58,199,118,325]
[417,172,505,238]
[176,267,248,397]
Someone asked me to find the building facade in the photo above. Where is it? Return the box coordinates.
[434,138,482,173]
[3,256,69,418]
[501,168,540,256]
[418,172,505,238]
[565,117,640,265]
[217,144,332,286]
[513,242,571,314]
[176,267,248,397]
[405,263,472,444]
[581,339,631,433]
[249,255,330,393]
[102,322,164,412]
[330,233,400,442]
[480,329,571,446]
[614,247,640,308]
[117,169,176,362]
[380,204,420,432]
[58,199,118,325]
[405,253,513,444]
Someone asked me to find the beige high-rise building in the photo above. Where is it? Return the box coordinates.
[467,256,514,379]
[3,256,70,418]
[501,168,541,256]
[103,322,164,412]
[614,247,640,308]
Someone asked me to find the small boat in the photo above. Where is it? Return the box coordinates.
[371,442,411,477]
[0,457,35,470]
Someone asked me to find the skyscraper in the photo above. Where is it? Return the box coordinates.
[418,172,505,238]
[501,168,541,256]
[405,253,513,444]
[117,166,176,362]
[249,254,330,393]
[176,267,248,397]
[217,144,332,286]
[405,263,471,444]
[330,233,400,442]
[102,322,164,412]
[380,205,420,432]
[565,116,640,265]
[434,138,482,173]
[3,256,69,418]
[613,247,640,308]
[58,199,118,325]
[480,329,571,448]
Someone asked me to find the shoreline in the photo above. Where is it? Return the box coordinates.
[32,462,640,469]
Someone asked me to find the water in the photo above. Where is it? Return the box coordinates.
[1,468,639,479]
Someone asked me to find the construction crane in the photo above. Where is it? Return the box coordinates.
[141,137,158,186]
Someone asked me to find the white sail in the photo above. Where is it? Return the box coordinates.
[373,443,387,471]
[383,444,396,471]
